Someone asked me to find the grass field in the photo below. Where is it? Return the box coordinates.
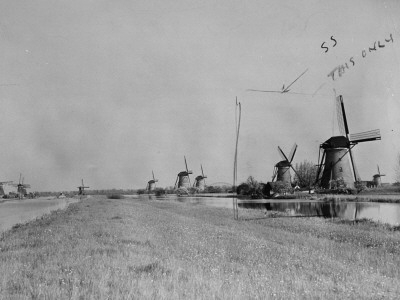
[1,196,400,299]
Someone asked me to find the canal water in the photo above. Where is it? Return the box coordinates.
[140,195,400,226]
[0,197,80,233]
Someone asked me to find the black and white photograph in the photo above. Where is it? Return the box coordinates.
[0,0,399,299]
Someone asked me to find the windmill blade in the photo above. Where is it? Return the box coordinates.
[336,96,346,136]
[348,147,361,182]
[277,146,289,162]
[338,96,350,136]
[19,173,22,185]
[201,165,204,177]
[290,165,303,183]
[288,143,298,163]
[174,176,179,189]
[315,149,326,185]
[271,168,277,181]
[152,170,155,181]
[184,156,189,173]
[377,165,380,176]
[349,129,381,143]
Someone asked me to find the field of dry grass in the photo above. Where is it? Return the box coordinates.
[1,195,400,299]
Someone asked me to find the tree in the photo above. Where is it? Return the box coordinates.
[236,176,264,197]
[293,160,318,188]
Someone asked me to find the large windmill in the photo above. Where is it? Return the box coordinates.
[174,156,192,189]
[146,171,158,192]
[0,181,13,197]
[12,174,30,199]
[373,165,385,187]
[315,95,381,190]
[271,143,299,184]
[194,164,207,191]
[77,179,89,195]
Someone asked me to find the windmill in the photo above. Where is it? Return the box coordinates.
[315,95,381,190]
[271,143,299,184]
[77,179,89,195]
[194,164,207,191]
[11,174,30,199]
[146,171,158,192]
[373,165,385,187]
[174,156,192,189]
[0,181,13,197]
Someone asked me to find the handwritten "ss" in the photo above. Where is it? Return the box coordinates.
[321,36,337,53]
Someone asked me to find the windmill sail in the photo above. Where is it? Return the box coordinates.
[336,96,346,136]
[288,143,298,163]
[349,129,381,143]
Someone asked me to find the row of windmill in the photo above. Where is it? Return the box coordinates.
[147,94,383,195]
[145,156,207,192]
[0,174,31,199]
[269,95,384,191]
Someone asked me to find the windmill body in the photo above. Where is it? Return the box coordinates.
[316,96,381,190]
[146,171,158,192]
[78,179,89,195]
[175,156,193,189]
[274,161,291,183]
[177,171,192,188]
[271,144,298,185]
[12,174,30,199]
[194,165,207,191]
[319,136,355,189]
[372,165,385,187]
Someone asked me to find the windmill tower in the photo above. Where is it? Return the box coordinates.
[0,181,13,197]
[12,174,30,199]
[315,95,381,190]
[78,179,89,195]
[146,171,158,192]
[373,165,385,187]
[174,156,192,189]
[271,143,299,184]
[194,164,207,191]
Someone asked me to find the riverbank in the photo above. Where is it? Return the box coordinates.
[1,195,399,299]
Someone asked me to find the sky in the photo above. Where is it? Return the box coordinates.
[0,0,399,191]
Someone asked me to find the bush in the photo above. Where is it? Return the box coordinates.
[107,194,125,199]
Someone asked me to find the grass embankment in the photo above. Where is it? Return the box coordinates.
[1,196,400,299]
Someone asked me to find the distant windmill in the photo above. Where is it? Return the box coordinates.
[78,179,89,195]
[315,95,381,189]
[146,171,158,192]
[11,174,30,199]
[194,164,207,191]
[373,165,385,187]
[0,181,13,197]
[271,143,299,184]
[174,156,193,189]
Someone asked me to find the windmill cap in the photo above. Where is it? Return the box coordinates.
[195,175,207,180]
[178,171,192,176]
[322,136,350,149]
[275,161,291,168]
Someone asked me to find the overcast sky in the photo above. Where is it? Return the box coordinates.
[0,0,399,191]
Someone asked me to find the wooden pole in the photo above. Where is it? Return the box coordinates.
[233,98,241,220]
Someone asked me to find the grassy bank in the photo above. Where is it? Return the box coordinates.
[1,196,400,299]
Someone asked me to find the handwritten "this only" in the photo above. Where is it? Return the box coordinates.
[327,33,394,81]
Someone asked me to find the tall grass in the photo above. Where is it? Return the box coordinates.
[0,196,399,299]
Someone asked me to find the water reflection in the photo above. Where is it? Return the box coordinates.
[140,194,400,226]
